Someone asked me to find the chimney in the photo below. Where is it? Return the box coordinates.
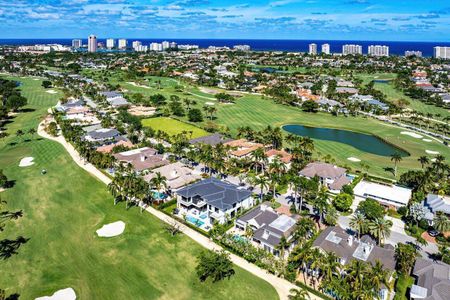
[140,155,146,162]
[348,235,353,246]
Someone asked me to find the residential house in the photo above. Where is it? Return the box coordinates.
[236,202,298,257]
[100,91,130,107]
[313,226,396,300]
[265,149,292,165]
[84,128,126,146]
[354,180,412,209]
[144,162,201,190]
[224,139,269,158]
[96,140,134,154]
[422,194,450,225]
[113,147,169,172]
[176,178,254,228]
[299,162,351,192]
[410,258,450,300]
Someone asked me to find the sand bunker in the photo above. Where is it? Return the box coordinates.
[347,157,361,162]
[35,288,76,300]
[205,102,215,105]
[401,131,423,139]
[96,221,125,237]
[46,90,57,94]
[426,150,439,155]
[422,139,432,142]
[127,82,150,89]
[19,157,34,167]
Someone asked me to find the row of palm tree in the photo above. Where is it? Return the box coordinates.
[350,213,393,245]
[289,244,392,300]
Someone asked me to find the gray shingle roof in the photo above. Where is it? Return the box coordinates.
[313,226,396,271]
[177,178,252,210]
[189,133,233,146]
[413,258,450,300]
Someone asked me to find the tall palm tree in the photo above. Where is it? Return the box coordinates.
[350,212,367,239]
[277,236,289,259]
[417,156,430,169]
[433,213,450,233]
[150,172,167,193]
[313,187,329,225]
[370,260,390,294]
[390,152,402,177]
[321,251,340,283]
[254,175,269,201]
[369,218,393,245]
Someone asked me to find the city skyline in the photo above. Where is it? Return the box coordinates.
[0,1,449,41]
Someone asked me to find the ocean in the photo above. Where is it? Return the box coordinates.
[1,38,450,57]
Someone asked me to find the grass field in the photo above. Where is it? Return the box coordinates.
[356,73,450,118]
[82,70,449,179]
[0,76,278,299]
[213,94,449,179]
[142,117,209,139]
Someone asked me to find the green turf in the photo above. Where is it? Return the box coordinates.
[0,76,278,300]
[213,94,449,179]
[142,117,209,139]
[356,73,450,118]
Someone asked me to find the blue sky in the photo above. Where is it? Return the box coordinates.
[0,0,449,41]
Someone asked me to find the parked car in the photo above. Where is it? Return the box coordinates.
[428,229,439,237]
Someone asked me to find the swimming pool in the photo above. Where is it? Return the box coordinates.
[152,191,167,200]
[186,215,205,227]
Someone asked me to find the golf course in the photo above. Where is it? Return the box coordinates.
[0,76,278,299]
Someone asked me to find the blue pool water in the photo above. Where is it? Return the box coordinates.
[346,174,356,181]
[233,235,248,243]
[186,215,205,227]
[199,214,207,219]
[152,191,167,200]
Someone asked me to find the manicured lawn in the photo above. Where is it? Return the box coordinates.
[214,94,449,179]
[142,117,209,139]
[356,73,450,118]
[0,76,278,300]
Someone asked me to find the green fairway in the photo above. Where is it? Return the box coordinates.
[213,94,449,179]
[0,76,278,300]
[142,117,209,139]
[356,73,450,118]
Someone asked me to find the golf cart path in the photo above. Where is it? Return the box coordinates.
[37,120,312,300]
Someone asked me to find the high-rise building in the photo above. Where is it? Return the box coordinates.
[169,42,178,49]
[132,41,142,50]
[72,39,82,48]
[106,38,115,49]
[368,45,389,57]
[308,43,317,55]
[88,35,97,53]
[342,44,363,55]
[405,50,422,58]
[118,39,127,49]
[434,47,450,59]
[321,43,330,55]
[162,41,170,50]
[150,42,163,52]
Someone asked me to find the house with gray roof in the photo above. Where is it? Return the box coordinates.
[236,202,298,257]
[422,194,450,225]
[313,226,396,300]
[84,128,127,146]
[411,259,450,300]
[176,178,254,228]
[100,91,130,107]
[299,162,351,192]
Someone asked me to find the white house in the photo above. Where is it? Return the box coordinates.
[354,180,412,208]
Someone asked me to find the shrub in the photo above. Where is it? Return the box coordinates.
[332,193,353,212]
[397,206,407,216]
[188,108,203,122]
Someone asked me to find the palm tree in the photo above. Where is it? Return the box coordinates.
[370,260,390,294]
[433,213,450,233]
[390,152,402,177]
[254,175,269,201]
[417,156,430,169]
[350,212,367,239]
[312,187,329,225]
[321,251,340,283]
[150,172,167,193]
[369,218,393,245]
[15,129,24,140]
[277,236,289,259]
[288,288,310,300]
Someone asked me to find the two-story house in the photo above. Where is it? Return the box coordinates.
[176,178,254,229]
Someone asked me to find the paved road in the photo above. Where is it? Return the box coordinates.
[39,121,318,300]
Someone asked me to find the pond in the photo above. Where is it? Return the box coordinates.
[282,125,409,157]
